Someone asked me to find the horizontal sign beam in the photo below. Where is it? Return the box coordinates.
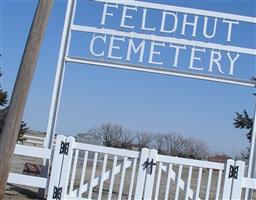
[72,24,256,56]
[94,0,256,24]
[66,56,255,87]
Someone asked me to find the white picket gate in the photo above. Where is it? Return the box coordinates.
[46,135,256,200]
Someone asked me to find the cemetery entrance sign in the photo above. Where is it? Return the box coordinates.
[44,0,256,194]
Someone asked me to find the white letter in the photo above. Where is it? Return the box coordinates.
[126,39,145,63]
[222,19,239,42]
[181,14,199,37]
[108,36,125,60]
[227,52,240,75]
[141,8,156,31]
[148,41,165,65]
[90,34,106,57]
[169,44,186,67]
[189,47,205,71]
[203,17,218,39]
[209,50,224,74]
[160,11,178,33]
[101,4,118,25]
[120,5,137,29]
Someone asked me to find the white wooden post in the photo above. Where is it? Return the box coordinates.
[58,136,75,199]
[47,135,66,200]
[231,160,245,199]
[134,148,150,199]
[222,159,235,200]
[144,149,158,199]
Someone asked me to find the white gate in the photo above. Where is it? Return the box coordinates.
[47,135,256,200]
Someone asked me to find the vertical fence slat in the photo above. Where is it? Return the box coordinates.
[118,157,128,200]
[174,164,183,200]
[128,158,137,200]
[88,152,98,199]
[194,167,202,199]
[205,168,213,200]
[59,136,75,199]
[164,163,173,200]
[79,151,88,198]
[134,148,150,199]
[154,162,163,200]
[108,155,118,200]
[47,135,66,199]
[185,166,193,200]
[231,160,245,199]
[144,149,158,199]
[215,170,222,200]
[69,148,79,194]
[222,159,235,200]
[98,153,108,200]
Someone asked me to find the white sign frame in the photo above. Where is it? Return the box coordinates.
[44,1,256,198]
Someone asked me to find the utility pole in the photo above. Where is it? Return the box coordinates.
[0,1,53,198]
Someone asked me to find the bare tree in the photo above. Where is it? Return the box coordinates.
[118,130,134,149]
[135,132,153,150]
[184,138,209,159]
[88,122,123,147]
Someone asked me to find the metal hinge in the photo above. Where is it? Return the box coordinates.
[59,141,70,155]
[143,158,157,175]
[229,165,239,179]
[52,186,62,200]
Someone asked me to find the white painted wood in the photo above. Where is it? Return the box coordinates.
[134,148,150,199]
[108,155,118,200]
[174,165,183,200]
[7,173,47,188]
[128,158,137,200]
[205,168,213,200]
[164,163,173,200]
[185,166,193,200]
[69,149,79,194]
[154,162,163,200]
[79,151,88,197]
[59,136,75,199]
[242,177,256,189]
[118,157,128,200]
[144,149,158,199]
[98,153,108,200]
[222,159,235,200]
[47,135,66,199]
[231,161,245,199]
[195,167,202,199]
[75,142,139,158]
[88,152,98,199]
[95,0,256,24]
[13,144,51,159]
[215,170,223,200]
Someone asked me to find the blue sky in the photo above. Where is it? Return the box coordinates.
[1,0,256,156]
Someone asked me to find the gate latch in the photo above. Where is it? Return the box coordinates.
[59,141,70,155]
[229,165,239,179]
[143,158,157,175]
[52,186,62,200]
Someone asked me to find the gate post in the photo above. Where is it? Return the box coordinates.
[58,136,75,199]
[222,159,235,200]
[144,149,158,200]
[230,160,245,199]
[47,135,66,200]
[134,148,150,199]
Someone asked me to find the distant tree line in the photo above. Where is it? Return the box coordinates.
[89,122,209,160]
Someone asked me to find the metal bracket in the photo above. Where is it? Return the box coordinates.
[229,165,239,179]
[143,158,157,175]
[52,186,62,200]
[59,141,70,155]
